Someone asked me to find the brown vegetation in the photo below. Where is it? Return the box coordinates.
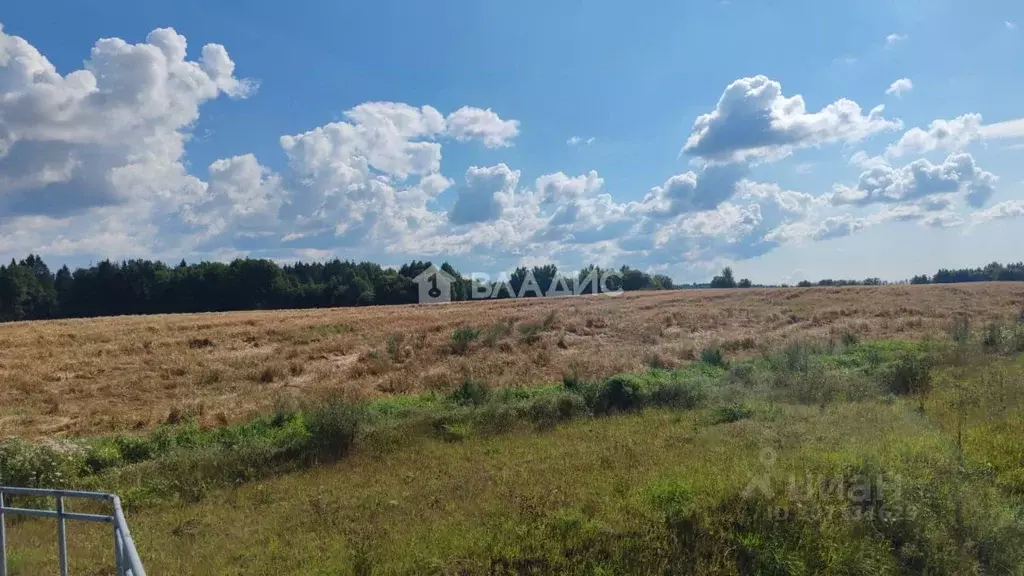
[2,282,1023,438]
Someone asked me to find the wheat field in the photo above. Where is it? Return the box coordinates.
[2,283,1022,438]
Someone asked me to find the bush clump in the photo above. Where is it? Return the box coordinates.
[523,393,589,429]
[883,352,932,396]
[450,327,480,354]
[450,379,491,406]
[700,346,727,367]
[0,440,85,490]
[726,363,759,387]
[712,403,755,424]
[592,375,647,415]
[303,398,360,461]
[649,379,709,410]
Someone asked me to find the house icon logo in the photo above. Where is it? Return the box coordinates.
[412,264,456,304]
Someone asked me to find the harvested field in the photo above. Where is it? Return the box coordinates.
[2,282,1023,438]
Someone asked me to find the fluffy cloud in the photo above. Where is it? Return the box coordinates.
[0,25,252,221]
[886,78,913,97]
[682,75,901,163]
[181,154,283,238]
[536,171,603,203]
[970,200,1024,223]
[766,214,871,243]
[635,163,749,217]
[885,113,1024,159]
[813,215,871,240]
[448,164,520,225]
[886,114,982,158]
[1,22,1009,281]
[832,153,997,208]
[280,102,446,184]
[445,107,520,148]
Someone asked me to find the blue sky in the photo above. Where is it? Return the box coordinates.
[0,0,1022,283]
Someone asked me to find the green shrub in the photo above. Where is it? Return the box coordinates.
[430,411,474,442]
[983,322,1004,352]
[950,315,971,345]
[524,393,589,429]
[450,327,480,354]
[115,434,155,463]
[1011,325,1024,353]
[385,334,403,360]
[592,375,647,414]
[840,330,860,347]
[883,352,932,396]
[700,345,726,367]
[726,363,759,387]
[712,403,755,424]
[84,442,123,473]
[649,379,708,410]
[450,379,491,406]
[775,341,815,374]
[0,439,85,490]
[303,398,360,461]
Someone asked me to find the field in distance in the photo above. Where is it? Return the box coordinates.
[2,282,1023,438]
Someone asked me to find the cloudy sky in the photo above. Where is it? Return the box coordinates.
[1,0,1022,283]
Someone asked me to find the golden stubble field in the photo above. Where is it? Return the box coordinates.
[2,283,1023,439]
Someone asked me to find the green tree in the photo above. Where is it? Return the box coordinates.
[710,267,737,289]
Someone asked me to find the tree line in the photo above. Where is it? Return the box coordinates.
[2,255,1023,323]
[0,256,676,322]
[707,261,1024,289]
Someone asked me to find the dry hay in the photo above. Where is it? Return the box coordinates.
[2,282,1022,438]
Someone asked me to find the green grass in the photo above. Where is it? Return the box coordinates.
[4,330,1024,574]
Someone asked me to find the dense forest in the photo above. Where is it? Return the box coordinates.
[0,255,671,322]
[0,254,1022,322]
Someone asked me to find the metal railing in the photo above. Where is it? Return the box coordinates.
[0,486,145,576]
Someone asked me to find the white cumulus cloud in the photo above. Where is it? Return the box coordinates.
[448,164,520,225]
[886,114,983,158]
[445,107,520,148]
[831,153,997,208]
[682,75,901,163]
[0,25,252,220]
[886,78,913,97]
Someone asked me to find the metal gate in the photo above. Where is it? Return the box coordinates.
[0,486,145,576]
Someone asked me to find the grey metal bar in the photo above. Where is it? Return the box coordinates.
[0,507,112,523]
[57,497,68,576]
[0,487,145,575]
[0,487,113,501]
[114,526,124,576]
[1,492,7,576]
[112,498,145,576]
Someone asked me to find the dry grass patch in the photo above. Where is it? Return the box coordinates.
[2,283,1024,438]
